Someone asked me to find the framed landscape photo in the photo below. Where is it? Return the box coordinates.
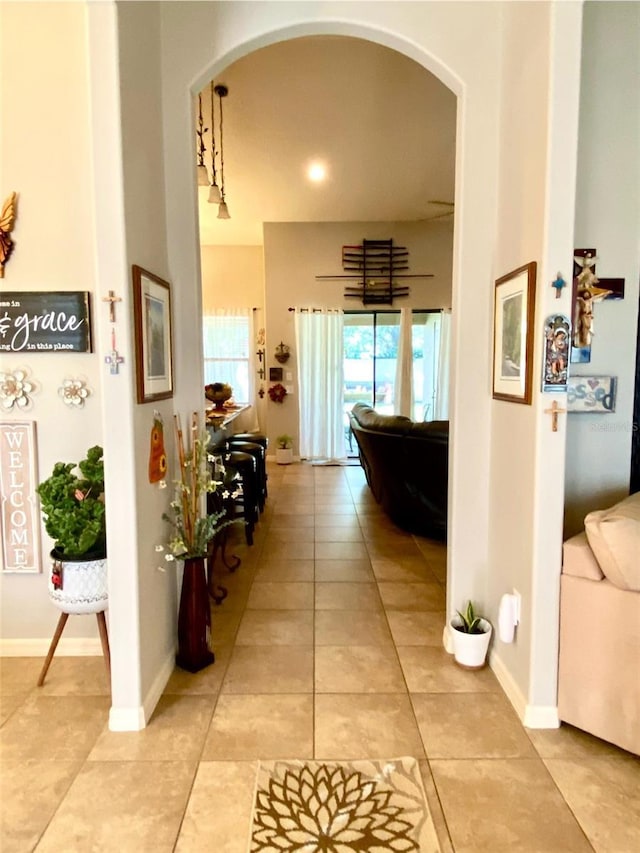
[492,261,537,404]
[132,265,174,404]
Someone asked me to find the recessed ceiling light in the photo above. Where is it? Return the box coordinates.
[307,162,327,183]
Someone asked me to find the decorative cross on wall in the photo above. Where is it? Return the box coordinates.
[571,248,625,364]
[544,399,566,432]
[101,290,122,323]
[104,328,124,375]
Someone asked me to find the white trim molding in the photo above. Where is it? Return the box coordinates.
[108,648,175,732]
[490,649,560,729]
[0,638,102,657]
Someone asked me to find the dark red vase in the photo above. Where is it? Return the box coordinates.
[176,556,215,673]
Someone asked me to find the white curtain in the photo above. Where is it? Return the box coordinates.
[434,309,451,420]
[294,308,345,461]
[394,307,413,417]
[202,307,258,430]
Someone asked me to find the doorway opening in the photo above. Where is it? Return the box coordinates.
[343,309,445,455]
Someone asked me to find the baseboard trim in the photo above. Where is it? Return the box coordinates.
[489,649,560,729]
[108,647,175,732]
[523,705,560,729]
[0,638,102,657]
[489,648,527,721]
[142,648,176,723]
[108,705,146,731]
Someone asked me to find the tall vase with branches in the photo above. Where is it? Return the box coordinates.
[159,412,229,672]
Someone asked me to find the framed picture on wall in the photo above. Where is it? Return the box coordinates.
[132,265,174,404]
[492,261,537,404]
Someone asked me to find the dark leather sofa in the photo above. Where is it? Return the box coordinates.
[348,402,449,540]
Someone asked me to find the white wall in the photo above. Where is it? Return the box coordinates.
[564,1,640,535]
[1,0,583,729]
[0,2,104,647]
[201,244,266,427]
[488,1,585,724]
[158,3,504,720]
[263,219,453,449]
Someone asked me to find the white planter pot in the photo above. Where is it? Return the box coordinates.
[275,448,293,465]
[48,555,108,615]
[450,617,492,669]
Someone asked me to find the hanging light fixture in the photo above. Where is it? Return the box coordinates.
[214,84,230,219]
[207,81,221,204]
[196,94,209,186]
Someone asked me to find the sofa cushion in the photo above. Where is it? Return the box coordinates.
[562,532,605,581]
[351,403,413,435]
[406,420,449,439]
[584,493,640,591]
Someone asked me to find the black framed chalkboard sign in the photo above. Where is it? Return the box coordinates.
[0,292,92,353]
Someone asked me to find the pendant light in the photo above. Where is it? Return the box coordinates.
[215,84,230,219]
[196,94,209,186]
[207,81,221,204]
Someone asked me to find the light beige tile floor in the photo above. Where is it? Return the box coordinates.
[1,461,639,852]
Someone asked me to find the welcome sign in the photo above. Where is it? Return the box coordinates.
[0,292,92,353]
[0,421,41,573]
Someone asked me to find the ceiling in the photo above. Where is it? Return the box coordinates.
[196,36,456,246]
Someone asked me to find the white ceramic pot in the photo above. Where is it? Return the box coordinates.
[48,554,108,615]
[275,448,293,465]
[450,616,492,669]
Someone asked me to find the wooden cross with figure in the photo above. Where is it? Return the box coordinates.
[544,399,566,432]
[102,290,122,323]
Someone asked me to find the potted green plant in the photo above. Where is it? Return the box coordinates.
[36,445,108,615]
[275,434,293,465]
[450,600,492,669]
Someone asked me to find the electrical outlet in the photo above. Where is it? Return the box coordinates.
[286,371,293,381]
[512,589,521,624]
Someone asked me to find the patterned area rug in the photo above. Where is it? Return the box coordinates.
[249,757,441,852]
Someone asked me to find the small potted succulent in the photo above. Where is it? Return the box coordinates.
[450,600,492,669]
[36,445,108,614]
[275,434,294,465]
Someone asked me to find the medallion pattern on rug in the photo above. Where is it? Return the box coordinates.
[250,757,441,852]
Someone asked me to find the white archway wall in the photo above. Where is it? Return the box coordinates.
[158,0,501,669]
[156,0,578,723]
[1,1,584,729]
[488,0,584,722]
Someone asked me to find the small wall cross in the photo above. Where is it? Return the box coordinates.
[105,349,125,375]
[102,290,122,323]
[544,399,566,432]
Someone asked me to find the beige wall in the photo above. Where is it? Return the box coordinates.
[0,2,104,645]
[200,244,266,427]
[565,1,640,534]
[156,0,582,726]
[1,0,587,729]
[262,219,453,450]
[200,246,265,313]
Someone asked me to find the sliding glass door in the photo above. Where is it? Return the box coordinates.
[343,310,443,438]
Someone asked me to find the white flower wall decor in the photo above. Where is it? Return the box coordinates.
[59,378,91,408]
[0,369,35,410]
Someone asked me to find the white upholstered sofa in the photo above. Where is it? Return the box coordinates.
[558,492,640,755]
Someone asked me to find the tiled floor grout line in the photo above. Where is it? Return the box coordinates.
[3,465,634,851]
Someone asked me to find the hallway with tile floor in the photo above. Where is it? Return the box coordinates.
[1,462,639,851]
